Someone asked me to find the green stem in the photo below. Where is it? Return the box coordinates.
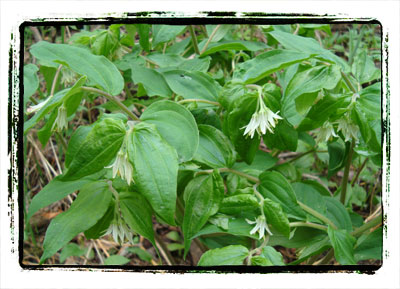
[351,213,382,237]
[341,71,358,93]
[340,138,355,204]
[298,201,338,230]
[219,168,260,184]
[284,149,315,164]
[81,86,139,121]
[348,25,365,66]
[178,98,221,107]
[289,222,328,232]
[200,24,221,55]
[188,25,200,55]
[247,234,270,265]
[55,131,68,151]
[351,157,368,186]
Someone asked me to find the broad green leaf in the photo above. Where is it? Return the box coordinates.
[251,256,273,266]
[219,194,259,218]
[354,228,383,262]
[328,141,346,178]
[147,53,185,67]
[352,104,371,143]
[130,66,172,97]
[292,236,331,265]
[269,30,349,71]
[283,65,341,126]
[183,171,224,257]
[91,30,118,57]
[199,40,268,56]
[152,25,186,46]
[352,51,380,85]
[234,49,312,84]
[225,93,260,164]
[59,243,87,263]
[259,171,306,220]
[263,198,290,238]
[140,100,199,162]
[263,119,298,151]
[194,124,236,168]
[36,109,58,147]
[205,25,232,42]
[65,125,93,168]
[40,181,112,263]
[104,255,130,265]
[127,247,153,262]
[136,24,150,52]
[84,200,115,239]
[30,41,123,95]
[324,197,353,232]
[327,225,356,265]
[61,118,126,181]
[268,227,326,248]
[292,182,328,224]
[358,82,381,120]
[260,246,285,265]
[147,53,211,72]
[120,191,156,247]
[127,122,178,226]
[27,176,98,221]
[24,64,39,108]
[232,150,277,177]
[198,245,249,266]
[162,70,220,101]
[24,76,87,134]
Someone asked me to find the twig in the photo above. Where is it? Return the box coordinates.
[200,24,221,55]
[154,233,176,265]
[83,243,93,265]
[92,240,104,264]
[50,65,63,96]
[96,239,110,258]
[29,27,42,42]
[351,157,368,186]
[49,139,62,174]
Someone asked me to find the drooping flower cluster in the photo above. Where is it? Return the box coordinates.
[246,215,273,239]
[242,91,282,138]
[105,217,134,245]
[315,121,338,144]
[52,104,68,132]
[336,117,359,142]
[106,150,134,185]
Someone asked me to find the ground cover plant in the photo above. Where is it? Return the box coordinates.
[23,22,383,267]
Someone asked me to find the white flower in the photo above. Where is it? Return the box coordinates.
[105,218,134,244]
[337,118,359,142]
[106,150,134,185]
[315,121,338,143]
[242,99,282,139]
[27,96,52,114]
[61,67,78,86]
[51,104,68,132]
[246,215,273,239]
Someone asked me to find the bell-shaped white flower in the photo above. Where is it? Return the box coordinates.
[242,95,282,139]
[27,96,52,114]
[106,150,134,185]
[246,215,273,239]
[315,121,338,143]
[337,118,359,142]
[51,104,68,132]
[60,67,78,86]
[105,218,134,245]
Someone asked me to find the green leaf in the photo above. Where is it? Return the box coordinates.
[91,30,118,57]
[104,255,130,265]
[140,100,199,162]
[40,181,112,263]
[147,53,211,73]
[219,194,259,218]
[84,200,115,239]
[251,256,273,266]
[130,66,172,97]
[260,246,285,265]
[224,93,260,164]
[23,64,39,108]
[59,243,87,263]
[327,225,356,265]
[292,236,331,265]
[263,119,298,151]
[352,104,371,143]
[61,118,126,181]
[120,191,156,247]
[183,171,224,257]
[127,122,178,226]
[232,150,277,177]
[127,247,153,262]
[152,25,186,46]
[198,245,249,266]
[199,40,268,56]
[283,65,342,126]
[234,49,312,84]
[259,171,306,220]
[352,51,380,84]
[328,141,346,178]
[65,125,93,168]
[162,70,220,101]
[136,24,151,52]
[205,25,232,42]
[263,198,290,238]
[358,82,381,120]
[354,228,382,262]
[27,176,97,221]
[324,197,353,232]
[194,124,236,168]
[30,41,123,95]
[269,30,349,71]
